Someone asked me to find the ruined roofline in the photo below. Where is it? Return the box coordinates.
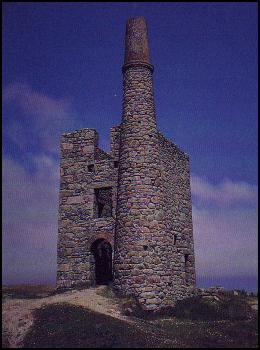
[60,127,189,159]
[157,130,189,159]
[61,127,98,137]
[61,126,119,159]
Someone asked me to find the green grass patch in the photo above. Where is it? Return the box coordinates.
[23,303,165,348]
[172,295,253,321]
[120,294,255,322]
[22,302,258,348]
[2,328,10,349]
[151,317,258,348]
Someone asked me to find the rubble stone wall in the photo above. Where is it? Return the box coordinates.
[157,132,196,305]
[113,64,178,310]
[56,128,118,288]
[56,17,196,311]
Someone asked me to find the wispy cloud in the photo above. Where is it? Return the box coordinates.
[3,157,258,286]
[2,155,59,284]
[2,83,258,288]
[3,82,77,154]
[191,176,258,281]
[3,82,70,118]
[191,174,258,206]
[193,205,258,278]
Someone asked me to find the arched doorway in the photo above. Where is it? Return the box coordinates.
[90,239,113,285]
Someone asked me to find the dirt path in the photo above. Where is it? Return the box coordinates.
[2,286,129,348]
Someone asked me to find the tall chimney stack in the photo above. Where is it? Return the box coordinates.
[113,17,166,310]
[57,17,196,311]
[123,17,153,71]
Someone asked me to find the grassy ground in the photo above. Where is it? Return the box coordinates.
[22,303,165,348]
[151,317,258,348]
[2,286,258,348]
[2,329,10,349]
[21,302,258,348]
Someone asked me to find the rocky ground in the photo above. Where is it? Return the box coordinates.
[2,285,258,348]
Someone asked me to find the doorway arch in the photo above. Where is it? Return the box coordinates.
[90,238,113,285]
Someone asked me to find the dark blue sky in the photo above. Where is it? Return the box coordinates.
[3,2,258,183]
[2,2,258,291]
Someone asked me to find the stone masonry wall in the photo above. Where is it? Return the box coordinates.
[112,15,196,310]
[113,67,195,310]
[56,17,196,311]
[109,125,121,159]
[157,132,196,304]
[57,128,119,288]
[113,64,170,311]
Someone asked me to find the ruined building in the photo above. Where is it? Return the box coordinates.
[57,17,196,310]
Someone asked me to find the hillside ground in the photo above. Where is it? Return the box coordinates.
[2,285,258,348]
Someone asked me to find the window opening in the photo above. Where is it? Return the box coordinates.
[88,164,94,172]
[94,187,112,218]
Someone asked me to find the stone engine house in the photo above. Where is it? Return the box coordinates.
[57,17,196,310]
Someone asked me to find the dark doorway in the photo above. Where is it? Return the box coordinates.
[90,239,113,285]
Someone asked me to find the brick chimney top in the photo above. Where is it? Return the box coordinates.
[123,17,154,72]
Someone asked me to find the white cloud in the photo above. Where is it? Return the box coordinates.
[3,161,258,285]
[2,156,59,284]
[3,82,77,154]
[191,174,258,205]
[2,82,108,284]
[193,205,258,277]
[3,82,70,118]
[191,175,258,280]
